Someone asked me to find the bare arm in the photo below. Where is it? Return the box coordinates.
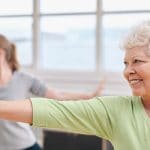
[45,80,105,100]
[0,100,32,124]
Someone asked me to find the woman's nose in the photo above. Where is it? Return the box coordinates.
[124,65,136,75]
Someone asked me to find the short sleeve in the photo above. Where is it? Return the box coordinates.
[30,77,48,97]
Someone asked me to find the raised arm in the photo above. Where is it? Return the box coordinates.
[0,100,32,124]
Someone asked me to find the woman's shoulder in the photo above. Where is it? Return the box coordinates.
[96,95,139,107]
[13,70,35,80]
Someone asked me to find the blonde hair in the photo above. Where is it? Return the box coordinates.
[122,21,150,50]
[0,34,20,71]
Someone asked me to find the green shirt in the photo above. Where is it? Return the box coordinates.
[31,96,150,150]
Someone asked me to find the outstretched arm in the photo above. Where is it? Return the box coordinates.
[0,100,32,124]
[0,97,115,140]
[45,79,105,100]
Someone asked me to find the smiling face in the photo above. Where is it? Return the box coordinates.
[123,45,150,100]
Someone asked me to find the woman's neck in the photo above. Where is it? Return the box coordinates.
[141,97,150,116]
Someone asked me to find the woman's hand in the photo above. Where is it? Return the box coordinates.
[90,79,106,97]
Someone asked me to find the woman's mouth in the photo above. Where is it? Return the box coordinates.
[129,79,143,86]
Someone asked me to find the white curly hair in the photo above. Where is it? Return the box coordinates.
[122,20,150,51]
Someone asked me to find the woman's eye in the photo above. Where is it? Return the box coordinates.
[134,59,142,63]
[123,61,127,66]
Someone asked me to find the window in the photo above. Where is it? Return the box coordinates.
[103,0,150,11]
[0,0,33,66]
[40,15,96,71]
[40,0,96,13]
[0,0,32,15]
[1,0,150,74]
[40,0,96,71]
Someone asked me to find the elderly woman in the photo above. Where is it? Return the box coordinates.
[0,20,150,150]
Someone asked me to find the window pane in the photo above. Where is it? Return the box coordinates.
[102,13,150,72]
[0,0,32,15]
[41,0,96,13]
[0,18,32,66]
[103,0,150,11]
[40,15,96,71]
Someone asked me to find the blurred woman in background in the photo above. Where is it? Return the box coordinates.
[0,34,104,150]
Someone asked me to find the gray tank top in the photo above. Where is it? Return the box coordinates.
[0,71,47,150]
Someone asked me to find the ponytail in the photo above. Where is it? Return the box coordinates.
[8,43,20,72]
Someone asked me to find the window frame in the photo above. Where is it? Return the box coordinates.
[0,0,149,93]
